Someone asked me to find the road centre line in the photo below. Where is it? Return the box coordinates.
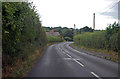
[65,44,87,55]
[73,59,84,67]
[59,47,66,54]
[62,43,103,79]
[91,72,102,79]
[60,44,85,67]
[63,51,65,54]
[66,54,72,58]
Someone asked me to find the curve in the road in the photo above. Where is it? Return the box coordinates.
[27,42,119,79]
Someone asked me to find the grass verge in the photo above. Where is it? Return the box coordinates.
[3,46,46,77]
[70,43,118,63]
[3,42,61,77]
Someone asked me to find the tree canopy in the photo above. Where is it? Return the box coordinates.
[2,2,47,64]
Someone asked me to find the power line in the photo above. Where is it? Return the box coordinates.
[96,1,119,14]
[95,1,119,18]
[96,1,115,14]
[93,1,120,30]
[109,2,118,9]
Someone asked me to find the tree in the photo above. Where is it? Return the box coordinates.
[2,2,47,64]
[80,26,93,33]
[63,29,73,40]
[105,22,119,51]
[64,37,72,41]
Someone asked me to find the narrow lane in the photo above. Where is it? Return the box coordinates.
[27,43,94,77]
[27,42,118,78]
[59,42,118,77]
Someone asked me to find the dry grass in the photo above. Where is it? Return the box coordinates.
[2,47,46,77]
[2,42,62,77]
[72,43,118,63]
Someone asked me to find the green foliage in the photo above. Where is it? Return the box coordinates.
[63,29,73,40]
[74,22,120,52]
[2,2,47,64]
[64,37,72,41]
[80,26,93,33]
[74,31,106,49]
[47,36,63,43]
[105,22,119,51]
[44,26,70,37]
[118,27,120,52]
[110,33,118,51]
[44,27,74,41]
[44,26,93,37]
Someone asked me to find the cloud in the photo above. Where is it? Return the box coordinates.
[33,0,119,30]
[99,1,119,20]
[100,7,118,19]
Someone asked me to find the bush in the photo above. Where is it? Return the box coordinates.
[105,22,119,52]
[2,2,47,64]
[64,37,72,41]
[110,33,119,52]
[73,22,120,52]
[47,36,63,43]
[74,31,106,49]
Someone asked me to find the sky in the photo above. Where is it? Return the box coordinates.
[32,0,119,30]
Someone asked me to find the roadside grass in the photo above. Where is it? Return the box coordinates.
[71,43,118,63]
[2,42,62,77]
[3,46,46,77]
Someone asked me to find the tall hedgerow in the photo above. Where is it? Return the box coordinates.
[47,36,63,43]
[74,22,120,52]
[105,22,119,52]
[74,31,106,49]
[2,2,47,64]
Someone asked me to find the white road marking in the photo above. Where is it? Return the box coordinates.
[59,43,102,79]
[64,58,72,60]
[66,44,96,60]
[61,47,70,54]
[72,58,81,60]
[91,72,101,79]
[75,58,81,60]
[66,54,72,58]
[60,44,85,67]
[65,44,87,55]
[63,51,65,54]
[58,47,64,54]
[73,59,84,67]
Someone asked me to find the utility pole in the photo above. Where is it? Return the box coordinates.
[119,1,120,27]
[74,24,76,35]
[93,13,95,31]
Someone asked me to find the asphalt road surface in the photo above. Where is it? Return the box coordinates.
[27,42,119,78]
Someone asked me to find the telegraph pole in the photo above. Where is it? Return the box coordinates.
[93,13,95,31]
[118,1,120,27]
[74,24,76,35]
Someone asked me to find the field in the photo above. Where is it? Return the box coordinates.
[74,22,120,52]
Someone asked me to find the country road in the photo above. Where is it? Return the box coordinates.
[27,42,119,78]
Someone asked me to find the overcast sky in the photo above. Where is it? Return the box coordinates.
[32,0,119,30]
